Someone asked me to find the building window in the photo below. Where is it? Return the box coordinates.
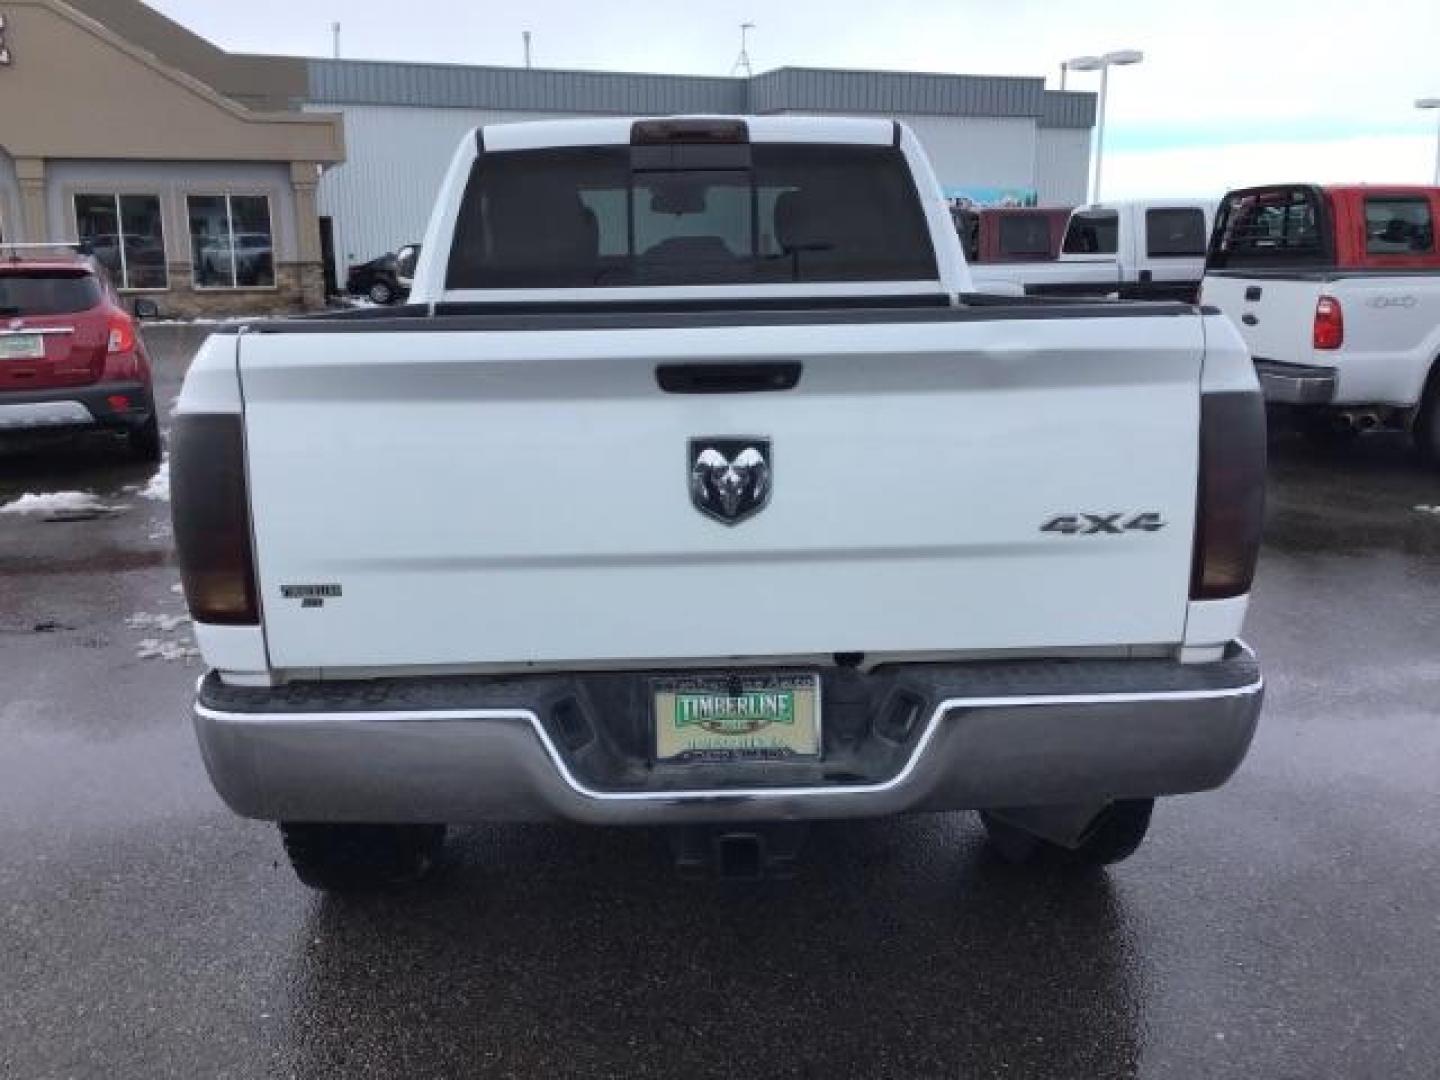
[187,194,275,289]
[73,194,168,290]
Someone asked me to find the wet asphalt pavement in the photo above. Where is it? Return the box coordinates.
[2,327,1439,1079]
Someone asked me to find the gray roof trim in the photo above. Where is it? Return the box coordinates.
[307,58,1096,127]
[1040,90,1097,129]
[308,59,743,114]
[750,67,1042,117]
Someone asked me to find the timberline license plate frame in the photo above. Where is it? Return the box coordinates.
[652,672,822,764]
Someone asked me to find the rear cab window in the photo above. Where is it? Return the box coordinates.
[446,141,938,289]
[1145,207,1207,257]
[1062,211,1118,255]
[1364,197,1434,255]
[1208,186,1331,269]
[997,214,1054,259]
[0,269,103,316]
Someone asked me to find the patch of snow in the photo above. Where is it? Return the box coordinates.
[0,491,122,516]
[170,582,184,595]
[135,638,200,661]
[139,461,169,502]
[126,612,191,632]
[1415,504,1440,515]
[144,315,261,326]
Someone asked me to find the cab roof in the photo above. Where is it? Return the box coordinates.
[477,114,900,153]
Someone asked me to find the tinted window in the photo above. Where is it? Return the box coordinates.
[1062,211,1118,255]
[74,194,168,290]
[1145,207,1207,257]
[0,271,102,316]
[1364,197,1434,254]
[997,214,1053,257]
[1209,187,1329,268]
[188,194,275,288]
[447,144,938,289]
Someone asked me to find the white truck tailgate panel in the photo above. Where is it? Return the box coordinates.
[239,317,1202,669]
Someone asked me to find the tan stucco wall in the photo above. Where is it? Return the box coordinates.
[0,1,341,164]
[59,0,308,111]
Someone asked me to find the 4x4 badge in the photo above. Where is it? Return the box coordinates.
[689,438,771,525]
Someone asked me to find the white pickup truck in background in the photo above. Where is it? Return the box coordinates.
[971,198,1215,301]
[1200,183,1440,461]
[174,116,1265,889]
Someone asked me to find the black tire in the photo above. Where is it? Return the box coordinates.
[367,280,395,305]
[279,823,446,892]
[128,414,163,463]
[1415,376,1440,466]
[980,799,1155,868]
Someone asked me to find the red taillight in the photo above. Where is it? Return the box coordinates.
[1191,391,1267,600]
[1313,295,1343,350]
[171,414,260,625]
[107,313,137,354]
[106,394,132,412]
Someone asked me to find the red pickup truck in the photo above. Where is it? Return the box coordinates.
[0,249,160,460]
[1201,184,1440,456]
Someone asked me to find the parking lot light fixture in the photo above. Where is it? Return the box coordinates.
[1064,50,1144,203]
[1418,99,1440,185]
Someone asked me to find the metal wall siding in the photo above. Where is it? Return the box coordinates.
[1040,91,1097,129]
[1034,127,1092,204]
[308,59,743,114]
[308,60,1086,120]
[748,68,1044,117]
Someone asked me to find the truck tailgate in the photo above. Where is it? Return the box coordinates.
[237,313,1203,670]
[1202,274,1321,367]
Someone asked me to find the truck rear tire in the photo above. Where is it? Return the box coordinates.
[279,823,446,891]
[980,799,1154,868]
[1415,379,1440,466]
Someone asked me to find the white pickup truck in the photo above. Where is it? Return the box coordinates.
[1200,183,1440,459]
[971,198,1215,302]
[174,116,1265,889]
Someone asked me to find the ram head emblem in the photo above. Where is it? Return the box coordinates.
[688,439,772,524]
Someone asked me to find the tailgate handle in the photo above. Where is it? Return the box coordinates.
[656,362,802,394]
[1241,313,1259,326]
[1245,286,1263,301]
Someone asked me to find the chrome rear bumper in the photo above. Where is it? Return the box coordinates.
[1253,358,1337,405]
[193,645,1263,826]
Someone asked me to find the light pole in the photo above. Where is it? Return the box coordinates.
[1418,98,1440,185]
[1065,49,1144,204]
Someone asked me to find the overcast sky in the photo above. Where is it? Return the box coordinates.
[148,0,1440,198]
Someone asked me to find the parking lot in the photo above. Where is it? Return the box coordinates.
[1,326,1438,1078]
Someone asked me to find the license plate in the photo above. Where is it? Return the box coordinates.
[653,673,821,763]
[0,334,44,360]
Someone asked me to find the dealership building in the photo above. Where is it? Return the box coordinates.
[0,0,1095,314]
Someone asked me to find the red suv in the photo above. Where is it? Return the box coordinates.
[0,251,160,461]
